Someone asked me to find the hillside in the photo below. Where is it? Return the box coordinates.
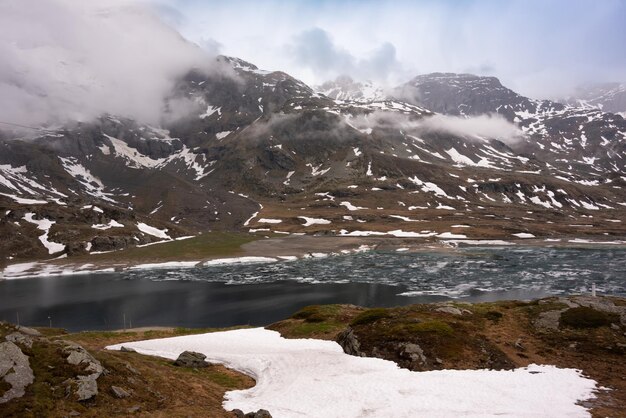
[1,58,625,267]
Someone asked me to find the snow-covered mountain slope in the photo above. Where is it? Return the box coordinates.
[1,59,625,264]
[559,82,626,114]
[393,73,626,180]
[316,76,387,102]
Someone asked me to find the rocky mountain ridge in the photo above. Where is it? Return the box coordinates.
[1,57,625,265]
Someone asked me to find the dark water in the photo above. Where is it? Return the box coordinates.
[1,246,624,331]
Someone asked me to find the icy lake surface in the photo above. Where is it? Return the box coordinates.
[1,246,625,331]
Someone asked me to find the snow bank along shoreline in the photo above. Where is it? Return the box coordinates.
[106,328,598,418]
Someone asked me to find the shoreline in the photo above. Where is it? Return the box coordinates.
[2,234,626,280]
[0,235,626,281]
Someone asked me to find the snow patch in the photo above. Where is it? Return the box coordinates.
[107,328,597,418]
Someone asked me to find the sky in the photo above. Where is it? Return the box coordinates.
[156,0,626,98]
[1,0,624,128]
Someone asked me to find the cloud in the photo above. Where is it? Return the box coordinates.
[0,0,220,129]
[289,28,404,84]
[419,114,524,144]
[165,0,626,99]
[347,111,523,144]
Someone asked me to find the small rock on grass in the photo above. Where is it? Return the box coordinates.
[111,385,131,398]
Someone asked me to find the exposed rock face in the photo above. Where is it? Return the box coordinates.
[336,327,362,356]
[398,342,427,366]
[434,305,472,316]
[2,57,625,266]
[232,409,273,418]
[534,310,566,331]
[0,341,34,403]
[15,326,41,337]
[61,342,105,401]
[5,332,34,348]
[173,351,209,368]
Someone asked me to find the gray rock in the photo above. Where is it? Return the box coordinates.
[244,410,272,418]
[399,342,427,365]
[124,362,140,375]
[120,346,136,353]
[0,341,35,403]
[111,385,131,398]
[514,338,525,351]
[127,405,141,413]
[534,310,565,331]
[336,327,361,356]
[5,332,34,348]
[74,375,98,401]
[231,409,245,418]
[15,326,41,337]
[174,351,209,368]
[61,342,104,401]
[435,306,464,316]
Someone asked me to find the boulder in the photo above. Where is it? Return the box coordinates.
[16,326,41,337]
[336,327,362,356]
[244,410,272,418]
[0,341,35,403]
[61,342,104,401]
[5,332,34,348]
[435,306,464,316]
[399,342,427,365]
[534,310,565,331]
[174,351,209,368]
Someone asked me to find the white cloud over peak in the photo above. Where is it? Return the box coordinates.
[0,0,216,128]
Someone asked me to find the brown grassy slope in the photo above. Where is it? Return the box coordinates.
[0,325,253,418]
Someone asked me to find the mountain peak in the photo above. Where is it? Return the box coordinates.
[316,76,387,102]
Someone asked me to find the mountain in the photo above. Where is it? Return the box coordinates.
[1,59,625,265]
[394,73,626,179]
[316,76,387,102]
[558,82,626,116]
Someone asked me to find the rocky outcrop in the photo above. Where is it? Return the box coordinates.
[336,327,362,356]
[15,326,41,337]
[232,409,273,418]
[398,342,427,366]
[534,309,566,331]
[561,296,626,325]
[5,332,34,348]
[535,297,626,331]
[173,351,209,368]
[61,342,105,401]
[434,305,473,316]
[0,341,34,403]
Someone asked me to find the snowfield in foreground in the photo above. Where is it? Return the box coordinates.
[107,328,597,418]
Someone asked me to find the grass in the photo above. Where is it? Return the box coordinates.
[1,322,255,418]
[291,305,342,323]
[397,320,455,336]
[560,307,620,329]
[286,322,345,337]
[350,308,390,326]
[67,232,257,265]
